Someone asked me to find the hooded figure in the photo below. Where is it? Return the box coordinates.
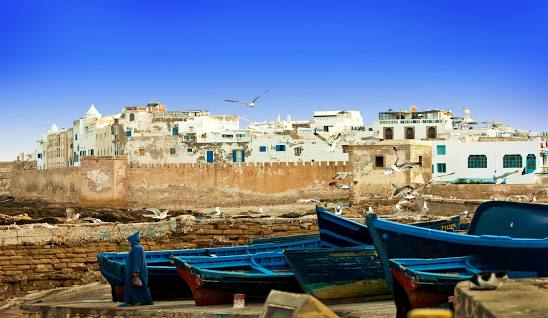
[122,231,153,305]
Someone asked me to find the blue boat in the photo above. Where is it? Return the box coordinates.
[365,201,548,316]
[317,207,461,247]
[173,251,302,306]
[98,236,321,301]
[388,256,538,313]
[285,246,391,302]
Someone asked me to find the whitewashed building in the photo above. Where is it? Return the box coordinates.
[431,138,543,184]
[312,111,363,132]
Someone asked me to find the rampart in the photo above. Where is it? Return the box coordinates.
[9,157,347,208]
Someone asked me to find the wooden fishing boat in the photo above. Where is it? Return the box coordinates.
[174,251,302,306]
[316,207,461,247]
[285,246,391,303]
[389,256,538,313]
[365,201,548,318]
[98,236,321,301]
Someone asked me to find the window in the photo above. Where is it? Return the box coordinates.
[405,127,415,139]
[294,147,302,155]
[90,149,94,156]
[432,164,434,173]
[526,154,536,173]
[37,153,42,159]
[427,126,437,139]
[184,135,193,142]
[437,163,447,173]
[342,145,349,153]
[324,126,329,132]
[259,146,267,152]
[139,148,145,156]
[126,130,132,137]
[375,156,384,168]
[418,155,423,167]
[383,127,394,140]
[236,133,246,138]
[275,144,286,152]
[170,148,176,155]
[503,154,522,168]
[232,149,245,162]
[222,134,234,138]
[172,126,179,136]
[75,134,78,141]
[437,145,446,155]
[187,148,193,153]
[468,155,487,168]
[129,113,135,121]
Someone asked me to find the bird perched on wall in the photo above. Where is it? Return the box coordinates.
[296,198,321,204]
[419,202,429,215]
[367,207,375,214]
[224,90,269,108]
[336,184,351,190]
[82,217,104,224]
[384,146,421,175]
[393,203,402,213]
[143,208,170,220]
[257,206,264,214]
[335,205,342,216]
[65,208,80,222]
[209,207,223,218]
[469,272,508,290]
[493,169,520,184]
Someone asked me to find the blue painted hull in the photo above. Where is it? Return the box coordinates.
[316,207,461,247]
[174,252,302,305]
[285,246,390,302]
[98,236,321,301]
[389,256,538,313]
[365,202,548,292]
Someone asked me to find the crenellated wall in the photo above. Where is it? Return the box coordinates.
[9,157,347,208]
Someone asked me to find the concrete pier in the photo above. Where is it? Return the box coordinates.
[454,278,548,318]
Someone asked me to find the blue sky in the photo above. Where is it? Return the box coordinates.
[1,0,547,160]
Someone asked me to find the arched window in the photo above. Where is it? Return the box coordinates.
[405,127,415,139]
[468,155,487,168]
[427,126,437,139]
[129,113,135,121]
[384,127,394,140]
[526,154,536,173]
[503,154,522,168]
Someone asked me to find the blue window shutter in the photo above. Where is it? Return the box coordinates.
[241,150,245,162]
[232,150,236,162]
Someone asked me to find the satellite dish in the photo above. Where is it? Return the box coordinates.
[463,107,471,115]
[410,105,417,112]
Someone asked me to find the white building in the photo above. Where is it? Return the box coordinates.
[432,138,543,184]
[312,111,363,132]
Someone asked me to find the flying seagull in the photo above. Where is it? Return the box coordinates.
[424,172,456,187]
[143,208,170,220]
[390,183,415,199]
[384,146,421,175]
[326,133,342,152]
[224,90,269,108]
[493,169,520,184]
[333,172,350,180]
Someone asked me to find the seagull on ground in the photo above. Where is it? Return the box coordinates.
[493,169,520,184]
[143,208,170,220]
[224,90,269,108]
[384,146,421,175]
[393,203,402,213]
[209,207,223,218]
[82,217,104,224]
[296,198,321,204]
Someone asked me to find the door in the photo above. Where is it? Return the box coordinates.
[206,150,214,163]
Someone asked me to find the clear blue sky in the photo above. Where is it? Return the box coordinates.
[1,0,547,160]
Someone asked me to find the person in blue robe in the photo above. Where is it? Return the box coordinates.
[120,231,153,306]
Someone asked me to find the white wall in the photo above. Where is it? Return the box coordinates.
[432,139,542,184]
